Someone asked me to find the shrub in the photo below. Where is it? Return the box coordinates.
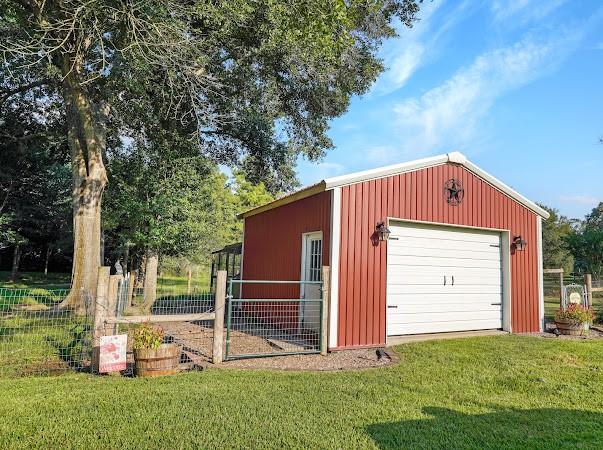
[555,304,595,324]
[132,323,164,350]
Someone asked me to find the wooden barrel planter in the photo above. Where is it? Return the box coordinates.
[134,344,182,377]
[555,319,589,336]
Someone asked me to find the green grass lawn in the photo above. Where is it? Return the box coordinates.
[0,271,71,290]
[0,271,210,294]
[1,335,603,449]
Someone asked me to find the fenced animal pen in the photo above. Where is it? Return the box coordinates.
[543,268,603,321]
[225,279,327,360]
[0,267,330,376]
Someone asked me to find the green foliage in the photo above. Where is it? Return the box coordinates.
[564,202,603,277]
[555,304,595,324]
[132,323,165,350]
[539,204,574,273]
[2,337,603,448]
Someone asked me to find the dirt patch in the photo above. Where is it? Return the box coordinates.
[522,322,603,340]
[218,348,398,371]
[156,322,397,371]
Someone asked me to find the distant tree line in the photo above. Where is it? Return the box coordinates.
[541,203,603,278]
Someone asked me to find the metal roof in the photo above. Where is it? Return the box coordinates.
[239,152,550,219]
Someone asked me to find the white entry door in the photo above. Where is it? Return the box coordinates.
[386,222,503,336]
[300,232,322,332]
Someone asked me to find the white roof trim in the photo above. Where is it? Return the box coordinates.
[323,151,549,219]
[462,159,549,219]
[240,151,550,219]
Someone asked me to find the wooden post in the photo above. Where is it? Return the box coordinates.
[187,268,192,294]
[212,270,227,364]
[321,266,330,356]
[559,268,564,303]
[106,275,121,335]
[585,274,592,307]
[127,271,136,306]
[92,266,111,373]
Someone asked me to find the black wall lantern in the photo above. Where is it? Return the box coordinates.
[376,221,391,241]
[513,235,527,252]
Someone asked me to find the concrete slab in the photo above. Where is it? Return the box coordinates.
[386,329,508,346]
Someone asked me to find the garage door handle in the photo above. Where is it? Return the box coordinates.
[444,276,447,286]
[491,303,502,306]
[387,305,398,309]
[452,276,454,286]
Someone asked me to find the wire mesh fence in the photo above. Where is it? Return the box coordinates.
[108,275,217,373]
[0,288,93,377]
[543,271,603,321]
[225,280,324,360]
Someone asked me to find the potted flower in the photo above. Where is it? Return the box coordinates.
[132,323,181,377]
[554,304,595,336]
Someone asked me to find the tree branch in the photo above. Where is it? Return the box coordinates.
[0,78,51,107]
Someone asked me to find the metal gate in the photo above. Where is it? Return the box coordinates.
[225,280,324,360]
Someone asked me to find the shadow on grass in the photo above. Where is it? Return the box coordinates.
[366,407,603,449]
[45,320,92,371]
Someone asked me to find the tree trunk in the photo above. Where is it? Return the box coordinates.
[123,246,130,274]
[142,252,158,312]
[58,55,108,313]
[44,245,52,276]
[10,244,21,282]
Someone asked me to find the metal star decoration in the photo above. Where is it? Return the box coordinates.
[444,179,464,206]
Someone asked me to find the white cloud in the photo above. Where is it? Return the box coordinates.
[372,1,471,95]
[491,0,567,22]
[365,145,400,166]
[390,29,584,156]
[559,195,600,205]
[312,161,346,180]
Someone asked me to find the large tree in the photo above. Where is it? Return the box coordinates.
[1,0,420,308]
[565,202,603,278]
[539,204,574,273]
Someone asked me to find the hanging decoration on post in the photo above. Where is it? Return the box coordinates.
[444,179,464,206]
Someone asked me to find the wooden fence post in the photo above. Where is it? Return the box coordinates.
[106,274,121,335]
[585,274,592,307]
[187,268,192,294]
[559,268,564,303]
[127,271,136,307]
[321,266,330,356]
[212,270,227,364]
[92,266,111,373]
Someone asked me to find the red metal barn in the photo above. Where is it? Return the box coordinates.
[240,152,550,350]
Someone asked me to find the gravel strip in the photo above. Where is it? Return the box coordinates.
[521,322,603,340]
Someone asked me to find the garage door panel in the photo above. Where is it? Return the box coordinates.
[388,247,501,261]
[389,236,501,252]
[386,274,502,286]
[386,266,503,280]
[391,226,501,243]
[388,255,501,269]
[391,303,502,314]
[388,310,501,324]
[387,292,502,305]
[387,284,502,295]
[387,319,502,335]
[386,222,503,336]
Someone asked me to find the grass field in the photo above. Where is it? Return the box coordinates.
[0,335,602,449]
[0,271,210,294]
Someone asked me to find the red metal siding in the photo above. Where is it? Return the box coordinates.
[338,162,540,348]
[242,191,331,299]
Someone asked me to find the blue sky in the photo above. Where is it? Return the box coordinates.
[296,0,603,219]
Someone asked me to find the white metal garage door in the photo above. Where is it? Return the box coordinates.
[386,222,503,336]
